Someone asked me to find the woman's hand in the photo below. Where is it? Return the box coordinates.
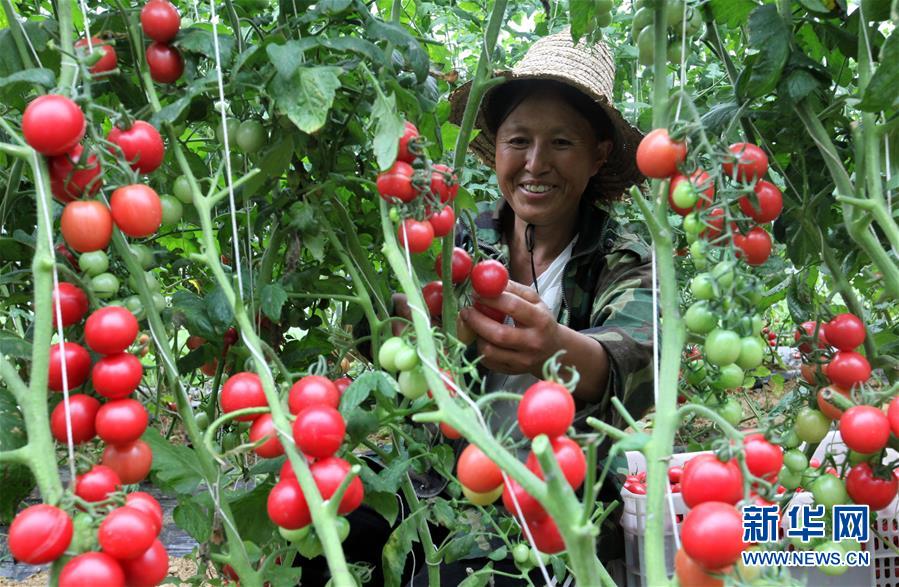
[390,293,413,337]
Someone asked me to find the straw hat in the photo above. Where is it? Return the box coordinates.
[448,29,644,200]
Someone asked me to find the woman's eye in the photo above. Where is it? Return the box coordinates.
[508,137,528,146]
[554,138,573,146]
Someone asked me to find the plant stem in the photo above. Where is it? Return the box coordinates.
[818,233,877,359]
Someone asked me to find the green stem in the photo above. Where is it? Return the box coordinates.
[53,0,77,92]
[0,0,35,79]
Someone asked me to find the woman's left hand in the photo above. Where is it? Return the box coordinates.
[460,281,563,376]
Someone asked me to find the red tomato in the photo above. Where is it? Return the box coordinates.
[431,163,458,202]
[824,313,866,351]
[75,37,118,73]
[529,516,565,554]
[119,539,168,587]
[668,465,684,483]
[738,180,782,223]
[49,144,103,202]
[146,42,184,83]
[50,394,100,444]
[59,552,125,587]
[743,434,783,481]
[681,454,743,507]
[440,421,461,439]
[48,341,92,391]
[102,440,153,485]
[397,219,434,253]
[668,170,715,215]
[52,282,88,327]
[397,121,419,163]
[817,386,851,420]
[223,327,239,347]
[56,243,78,266]
[674,548,724,587]
[682,502,745,570]
[636,128,687,178]
[840,405,889,454]
[733,226,772,266]
[827,351,871,388]
[61,200,113,252]
[795,320,828,354]
[22,95,85,156]
[92,352,143,399]
[334,377,352,395]
[472,297,507,323]
[8,504,73,564]
[140,0,181,42]
[75,465,122,502]
[889,396,899,438]
[436,247,473,284]
[699,208,726,242]
[518,381,575,439]
[471,259,509,298]
[99,506,157,560]
[377,161,416,202]
[723,143,768,181]
[293,405,345,458]
[124,492,164,535]
[311,456,365,514]
[525,436,586,489]
[85,306,139,354]
[422,280,443,318]
[457,444,503,493]
[428,205,455,237]
[107,121,165,174]
[249,413,284,458]
[846,462,897,511]
[221,372,268,421]
[110,184,163,238]
[288,375,340,415]
[186,335,205,350]
[96,399,149,445]
[267,479,311,529]
[502,477,546,522]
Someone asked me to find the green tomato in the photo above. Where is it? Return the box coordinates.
[714,363,744,390]
[279,525,311,543]
[335,516,351,542]
[378,337,407,372]
[236,119,267,154]
[683,212,702,235]
[159,194,183,226]
[221,431,240,452]
[794,407,831,443]
[711,261,735,288]
[704,328,742,366]
[684,301,718,334]
[666,40,683,64]
[689,239,707,259]
[512,543,531,565]
[783,449,808,473]
[595,10,613,27]
[631,8,653,38]
[751,315,765,336]
[130,244,154,269]
[398,368,428,400]
[215,117,239,145]
[801,467,822,490]
[78,250,109,276]
[690,273,715,300]
[848,450,874,466]
[736,336,766,370]
[685,8,703,36]
[666,0,685,26]
[778,466,802,490]
[685,359,707,386]
[529,548,550,569]
[780,430,801,449]
[152,292,166,312]
[594,0,613,12]
[173,175,193,204]
[394,345,419,372]
[719,398,743,427]
[91,272,120,299]
[637,26,655,66]
[814,542,849,576]
[124,295,143,317]
[196,411,210,430]
[128,271,160,293]
[671,180,698,209]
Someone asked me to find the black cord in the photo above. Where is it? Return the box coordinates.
[525,223,538,294]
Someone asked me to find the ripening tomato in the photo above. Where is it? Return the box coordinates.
[293,405,345,458]
[96,399,149,445]
[824,313,866,351]
[49,145,103,202]
[397,219,434,253]
[146,42,184,84]
[59,552,125,587]
[529,516,566,554]
[723,143,768,181]
[817,386,851,420]
[733,226,772,266]
[517,381,575,439]
[92,352,143,399]
[674,548,724,587]
[668,170,715,215]
[826,351,871,388]
[431,163,459,202]
[124,492,163,535]
[397,121,419,163]
[845,462,897,511]
[311,456,364,515]
[461,484,503,505]
[682,502,745,570]
[249,413,284,458]
[52,282,88,327]
[8,504,73,564]
[738,180,782,223]
[440,421,461,439]
[61,200,113,252]
[840,405,889,454]
[681,454,743,508]
[75,465,122,502]
[377,161,416,202]
[428,205,455,237]
[471,259,509,298]
[221,372,267,421]
[98,506,157,560]
[102,440,153,485]
[140,0,181,43]
[288,375,340,415]
[795,320,828,354]
[436,247,473,284]
[22,95,86,156]
[501,477,546,521]
[422,281,443,318]
[48,341,92,391]
[75,37,118,73]
[110,184,163,238]
[743,434,783,482]
[267,479,311,529]
[85,306,139,354]
[107,121,165,174]
[636,128,687,178]
[50,394,100,444]
[525,436,587,489]
[119,539,168,587]
[457,444,503,493]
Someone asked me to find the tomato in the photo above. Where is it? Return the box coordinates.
[216,118,239,144]
[146,42,183,83]
[681,454,743,507]
[22,95,86,156]
[783,449,808,473]
[736,336,765,370]
[471,259,509,298]
[109,184,163,238]
[394,345,419,372]
[76,37,117,73]
[723,143,768,181]
[817,386,850,420]
[888,397,899,438]
[795,320,828,353]
[526,436,587,489]
[51,282,88,327]
[236,119,267,153]
[529,516,566,554]
[397,120,419,163]
[59,552,125,587]
[738,180,782,223]
[49,144,103,202]
[334,376,352,395]
[248,413,284,458]
[92,352,143,399]
[99,506,156,560]
[398,368,428,399]
[172,175,192,203]
[794,407,831,443]
[47,341,91,391]
[293,405,345,458]
[50,394,100,444]
[668,170,714,215]
[461,484,503,506]
[811,474,849,509]
[140,0,181,42]
[840,405,889,454]
[279,525,311,542]
[397,219,434,253]
[428,205,455,237]
[690,273,715,300]
[85,306,139,354]
[107,121,165,174]
[473,297,508,323]
[119,539,168,587]
[440,421,461,439]
[416,280,443,318]
[124,492,163,535]
[824,313,866,351]
[674,548,724,587]
[61,200,113,252]
[288,375,340,415]
[826,351,871,388]
[96,399,148,445]
[457,444,503,493]
[268,479,311,529]
[92,274,121,301]
[502,477,547,521]
[703,329,741,366]
[668,466,684,484]
[636,128,687,178]
[102,440,153,485]
[518,381,575,439]
[431,163,459,202]
[159,194,183,227]
[682,502,745,570]
[377,161,416,202]
[75,465,122,502]
[712,363,743,391]
[743,434,783,482]
[733,227,771,266]
[699,207,726,242]
[512,543,531,565]
[846,462,897,510]
[8,504,73,564]
[683,301,717,334]
[718,398,742,427]
[311,456,364,514]
[436,247,473,284]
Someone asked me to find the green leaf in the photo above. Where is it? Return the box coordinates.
[319,36,383,64]
[173,496,212,542]
[260,282,288,322]
[428,498,456,527]
[745,5,790,98]
[0,68,54,90]
[444,533,477,563]
[228,483,275,546]
[206,285,235,330]
[345,409,380,446]
[459,568,492,587]
[271,66,343,134]
[779,68,822,103]
[858,32,899,112]
[487,546,507,561]
[0,387,33,523]
[177,28,235,65]
[172,290,216,339]
[365,21,429,82]
[371,92,405,170]
[365,490,400,526]
[144,428,205,493]
[340,371,395,414]
[319,0,352,14]
[266,40,305,79]
[0,331,32,359]
[799,0,833,12]
[382,510,422,587]
[709,0,756,27]
[360,458,409,494]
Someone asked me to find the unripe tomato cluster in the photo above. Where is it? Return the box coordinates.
[631,0,704,66]
[141,0,184,84]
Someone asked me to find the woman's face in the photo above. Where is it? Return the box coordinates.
[494,89,612,228]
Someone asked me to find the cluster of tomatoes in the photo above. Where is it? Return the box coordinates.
[48,304,153,485]
[9,490,169,586]
[631,0,704,66]
[376,121,459,253]
[141,0,185,84]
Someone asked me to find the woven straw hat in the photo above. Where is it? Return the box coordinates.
[448,29,644,200]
